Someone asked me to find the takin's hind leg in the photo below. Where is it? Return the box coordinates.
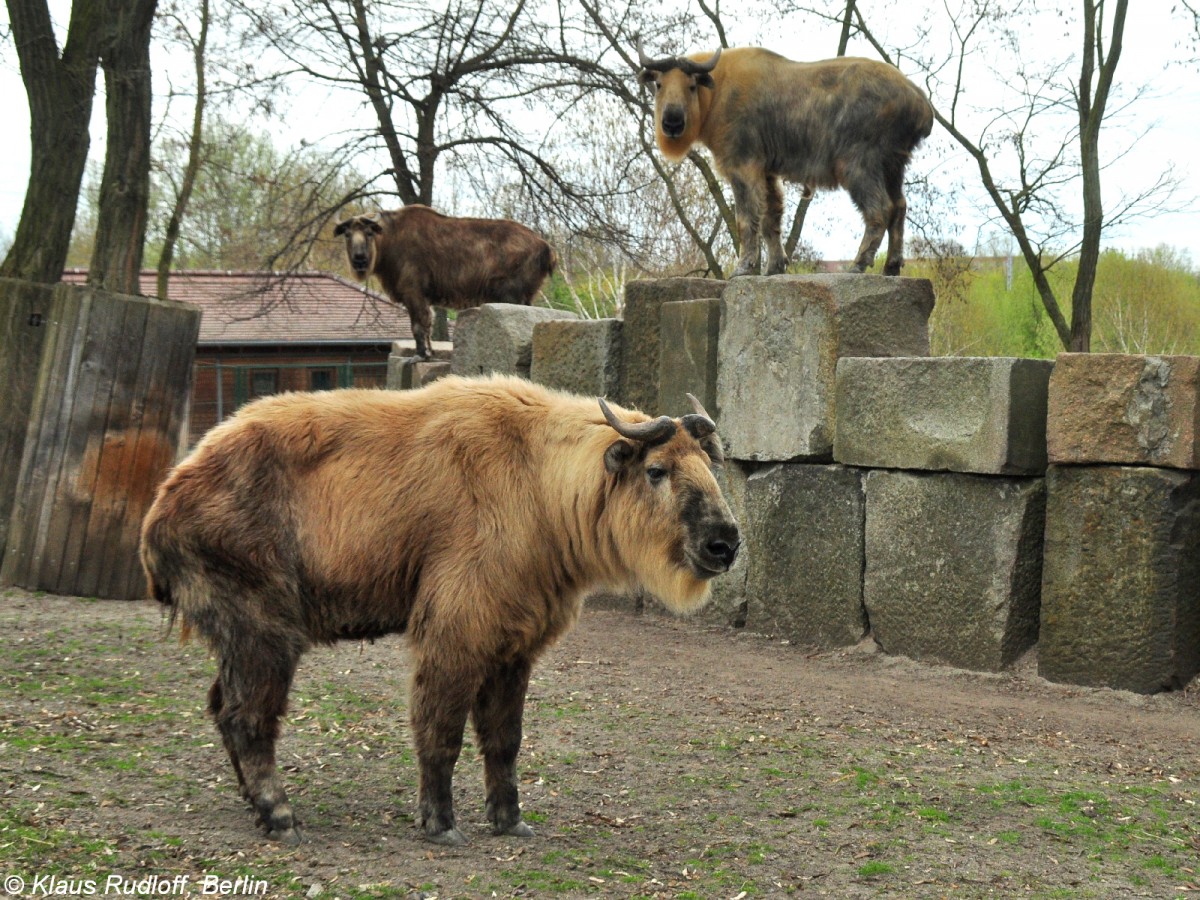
[410,657,478,845]
[212,636,303,844]
[208,678,248,800]
[472,657,534,837]
[762,176,790,276]
[847,176,894,273]
[882,182,908,276]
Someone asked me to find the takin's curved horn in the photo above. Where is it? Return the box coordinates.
[686,392,714,420]
[636,35,681,73]
[598,397,677,444]
[681,394,717,441]
[678,47,722,76]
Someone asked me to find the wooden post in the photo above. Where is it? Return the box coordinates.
[0,281,200,600]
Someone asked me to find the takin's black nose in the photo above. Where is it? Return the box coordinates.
[698,524,741,574]
[661,106,686,138]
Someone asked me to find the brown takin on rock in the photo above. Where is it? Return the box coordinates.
[334,206,557,359]
[638,43,933,277]
[140,375,741,847]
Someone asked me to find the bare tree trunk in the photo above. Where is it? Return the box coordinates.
[89,0,158,294]
[157,0,210,299]
[1070,0,1128,352]
[1,0,104,284]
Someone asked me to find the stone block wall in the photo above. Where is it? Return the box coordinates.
[450,303,578,379]
[1038,354,1200,693]
[717,275,934,461]
[404,282,1200,695]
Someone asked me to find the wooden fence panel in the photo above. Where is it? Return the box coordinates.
[0,279,59,560]
[0,283,200,600]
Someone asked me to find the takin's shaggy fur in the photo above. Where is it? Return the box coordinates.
[334,206,557,359]
[639,45,934,277]
[140,375,740,846]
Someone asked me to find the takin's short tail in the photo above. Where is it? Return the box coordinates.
[142,542,193,643]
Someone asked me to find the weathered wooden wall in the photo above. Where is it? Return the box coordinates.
[0,279,58,558]
[0,280,200,600]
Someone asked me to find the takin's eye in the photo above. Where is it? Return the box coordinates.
[646,464,669,487]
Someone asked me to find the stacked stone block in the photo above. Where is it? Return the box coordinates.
[530,318,623,398]
[658,298,721,419]
[1039,353,1200,693]
[742,464,868,646]
[450,303,577,379]
[386,351,451,390]
[834,357,1052,475]
[717,275,934,461]
[621,277,724,414]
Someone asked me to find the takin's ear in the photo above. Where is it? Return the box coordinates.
[639,69,659,88]
[333,220,350,236]
[699,434,725,464]
[367,218,383,234]
[695,71,715,90]
[604,439,640,474]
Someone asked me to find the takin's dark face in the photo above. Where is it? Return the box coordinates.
[639,66,713,161]
[333,215,383,279]
[603,413,741,613]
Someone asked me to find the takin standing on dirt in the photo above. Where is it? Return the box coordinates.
[140,375,741,846]
[637,42,934,277]
[334,206,557,360]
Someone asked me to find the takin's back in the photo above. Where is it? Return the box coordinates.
[376,206,555,307]
[140,377,617,644]
[702,49,934,184]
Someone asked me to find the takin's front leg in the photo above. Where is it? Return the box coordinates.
[729,171,765,277]
[410,658,477,845]
[471,657,535,838]
[402,295,434,360]
[211,635,303,845]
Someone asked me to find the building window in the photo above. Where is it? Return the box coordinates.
[250,369,278,398]
[310,368,336,391]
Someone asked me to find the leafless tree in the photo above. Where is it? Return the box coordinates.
[851,0,1178,351]
[2,1,105,283]
[155,0,210,299]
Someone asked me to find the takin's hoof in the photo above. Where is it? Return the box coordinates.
[266,825,303,846]
[496,821,535,838]
[424,826,468,847]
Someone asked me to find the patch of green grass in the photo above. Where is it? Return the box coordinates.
[857,860,894,878]
[916,806,951,822]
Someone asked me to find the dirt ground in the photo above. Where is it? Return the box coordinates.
[2,588,1199,899]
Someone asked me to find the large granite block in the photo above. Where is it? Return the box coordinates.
[387,354,451,390]
[530,318,623,397]
[864,470,1045,672]
[1039,465,1200,693]
[742,463,867,647]
[835,356,1053,475]
[659,298,721,419]
[718,274,934,462]
[621,277,725,414]
[450,304,577,379]
[1047,353,1200,469]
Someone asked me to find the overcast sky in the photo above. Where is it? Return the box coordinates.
[0,1,1196,264]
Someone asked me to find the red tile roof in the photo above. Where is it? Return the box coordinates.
[61,269,414,346]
